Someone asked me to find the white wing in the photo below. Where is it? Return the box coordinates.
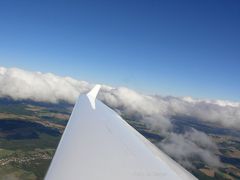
[45,85,197,180]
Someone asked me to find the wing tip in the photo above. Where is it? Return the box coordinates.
[86,84,101,109]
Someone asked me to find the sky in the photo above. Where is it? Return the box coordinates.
[0,0,239,100]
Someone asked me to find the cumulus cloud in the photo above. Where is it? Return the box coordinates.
[0,67,91,103]
[99,87,172,133]
[99,88,240,130]
[1,66,239,168]
[166,96,240,129]
[159,129,222,168]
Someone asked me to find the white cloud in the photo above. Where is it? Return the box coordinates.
[100,88,240,130]
[99,87,172,132]
[0,67,91,103]
[159,129,222,168]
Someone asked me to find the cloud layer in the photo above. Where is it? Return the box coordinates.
[1,66,239,168]
[99,87,240,130]
[0,67,91,103]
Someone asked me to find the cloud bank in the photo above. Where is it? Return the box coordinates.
[1,66,240,168]
[0,67,91,103]
[99,87,240,130]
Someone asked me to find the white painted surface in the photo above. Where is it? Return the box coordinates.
[86,84,101,109]
[45,87,197,180]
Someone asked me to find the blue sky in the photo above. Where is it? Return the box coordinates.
[0,0,239,100]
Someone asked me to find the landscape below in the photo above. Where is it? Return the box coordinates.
[0,98,239,180]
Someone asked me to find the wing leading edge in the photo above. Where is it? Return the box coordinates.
[45,85,197,180]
